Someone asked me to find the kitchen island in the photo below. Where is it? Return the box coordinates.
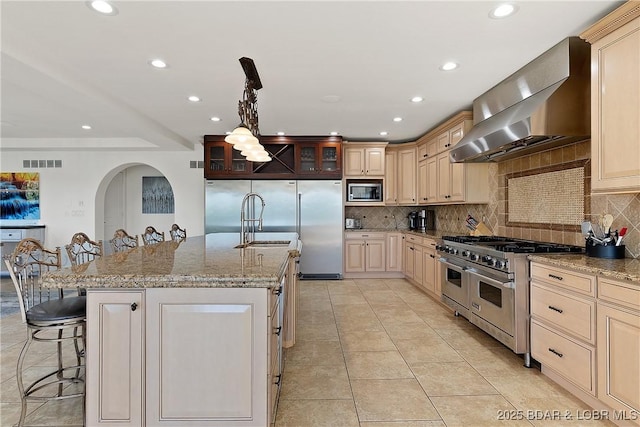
[42,233,301,427]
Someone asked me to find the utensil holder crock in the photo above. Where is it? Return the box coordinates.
[586,243,625,259]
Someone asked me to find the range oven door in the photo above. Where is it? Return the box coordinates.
[439,257,469,310]
[468,267,515,337]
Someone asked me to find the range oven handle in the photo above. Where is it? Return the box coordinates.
[466,267,515,289]
[438,257,466,271]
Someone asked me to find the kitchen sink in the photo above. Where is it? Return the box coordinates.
[234,240,291,249]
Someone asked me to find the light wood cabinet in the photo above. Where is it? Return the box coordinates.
[87,282,289,427]
[344,232,386,273]
[397,146,417,205]
[596,278,640,425]
[403,234,425,288]
[581,4,640,194]
[422,238,438,295]
[530,262,597,396]
[344,143,386,177]
[384,149,398,205]
[386,232,403,272]
[87,290,144,427]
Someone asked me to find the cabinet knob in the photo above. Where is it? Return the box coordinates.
[274,374,282,386]
[274,326,282,336]
[131,302,138,312]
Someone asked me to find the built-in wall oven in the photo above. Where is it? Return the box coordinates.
[437,236,583,367]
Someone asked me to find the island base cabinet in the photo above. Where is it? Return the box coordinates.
[145,288,269,427]
[87,287,273,427]
[86,290,144,427]
[597,303,640,425]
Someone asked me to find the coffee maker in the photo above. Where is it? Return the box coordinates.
[408,210,435,232]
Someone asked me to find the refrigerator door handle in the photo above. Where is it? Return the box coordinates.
[296,192,302,237]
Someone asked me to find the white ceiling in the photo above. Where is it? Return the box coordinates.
[0,1,622,152]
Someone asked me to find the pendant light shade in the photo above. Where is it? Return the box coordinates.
[225,125,259,145]
[245,150,272,162]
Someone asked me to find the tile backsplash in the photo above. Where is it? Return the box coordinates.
[347,139,639,259]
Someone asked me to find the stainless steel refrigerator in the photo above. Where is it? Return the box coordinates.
[205,180,343,279]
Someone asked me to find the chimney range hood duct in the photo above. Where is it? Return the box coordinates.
[450,37,590,163]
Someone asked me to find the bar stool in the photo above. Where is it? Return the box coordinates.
[5,238,86,427]
[109,228,139,252]
[142,226,165,245]
[169,223,187,241]
[65,232,103,266]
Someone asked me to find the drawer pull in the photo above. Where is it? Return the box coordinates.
[274,326,282,336]
[274,374,282,386]
[548,348,564,358]
[548,305,563,314]
[131,302,138,312]
[273,286,283,296]
[548,274,564,281]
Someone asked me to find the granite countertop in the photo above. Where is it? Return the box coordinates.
[42,233,301,290]
[345,228,451,240]
[529,254,640,285]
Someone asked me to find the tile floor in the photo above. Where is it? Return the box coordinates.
[0,278,616,426]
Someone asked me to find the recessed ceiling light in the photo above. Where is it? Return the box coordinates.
[210,117,221,122]
[411,96,423,103]
[489,3,518,19]
[149,59,167,69]
[330,131,339,136]
[87,1,118,15]
[81,125,92,130]
[440,62,458,71]
[393,117,403,122]
[277,132,285,136]
[379,131,388,136]
[188,96,201,102]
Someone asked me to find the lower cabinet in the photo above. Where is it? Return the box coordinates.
[422,238,438,296]
[386,232,403,272]
[403,234,438,297]
[530,261,640,425]
[344,232,386,274]
[87,284,285,427]
[596,279,640,425]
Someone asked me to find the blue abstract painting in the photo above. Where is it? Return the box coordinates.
[0,172,41,220]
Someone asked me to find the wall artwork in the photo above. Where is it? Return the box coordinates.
[0,172,41,220]
[142,176,174,214]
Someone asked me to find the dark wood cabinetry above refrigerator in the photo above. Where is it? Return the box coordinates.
[204,135,342,179]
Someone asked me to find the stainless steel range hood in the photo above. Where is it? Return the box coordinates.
[450,37,590,163]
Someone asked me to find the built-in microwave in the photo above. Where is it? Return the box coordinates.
[347,181,382,202]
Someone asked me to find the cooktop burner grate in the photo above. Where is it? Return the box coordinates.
[442,235,584,254]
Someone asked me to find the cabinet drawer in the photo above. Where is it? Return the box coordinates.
[531,283,596,343]
[405,234,424,245]
[1,230,24,242]
[531,320,596,395]
[345,232,385,240]
[598,278,640,312]
[530,263,595,296]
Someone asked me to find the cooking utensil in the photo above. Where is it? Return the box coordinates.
[602,214,613,236]
[591,222,604,239]
[616,227,627,246]
[581,221,592,239]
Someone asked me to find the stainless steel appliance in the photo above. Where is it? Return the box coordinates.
[346,181,382,202]
[205,180,343,279]
[345,218,361,229]
[437,235,583,366]
[450,37,590,163]
[408,210,434,232]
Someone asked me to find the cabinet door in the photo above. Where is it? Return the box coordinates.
[365,148,385,176]
[423,247,437,294]
[437,152,451,202]
[591,17,640,193]
[436,131,450,153]
[344,148,365,176]
[87,291,144,427]
[365,239,386,272]
[404,243,415,279]
[397,148,416,204]
[204,141,251,178]
[413,244,424,287]
[597,303,640,416]
[318,143,341,174]
[386,232,403,272]
[345,240,366,272]
[384,150,398,205]
[417,160,428,204]
[449,161,465,202]
[425,156,438,204]
[145,288,269,427]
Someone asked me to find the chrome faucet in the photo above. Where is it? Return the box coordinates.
[240,192,266,245]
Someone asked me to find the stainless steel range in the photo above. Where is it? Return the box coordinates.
[437,236,583,367]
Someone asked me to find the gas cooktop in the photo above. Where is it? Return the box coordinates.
[441,235,584,254]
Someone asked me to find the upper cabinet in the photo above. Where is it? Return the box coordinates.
[343,143,386,177]
[581,3,640,194]
[204,135,342,180]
